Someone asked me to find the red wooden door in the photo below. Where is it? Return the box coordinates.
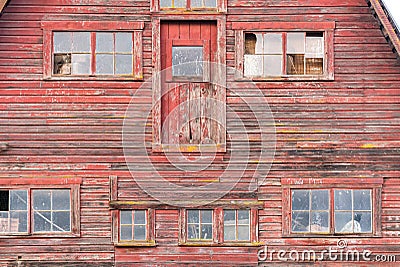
[160,21,217,146]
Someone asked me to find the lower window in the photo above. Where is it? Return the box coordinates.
[290,189,374,235]
[0,187,79,236]
[180,208,258,245]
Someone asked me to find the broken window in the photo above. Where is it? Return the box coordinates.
[223,210,250,241]
[187,209,213,240]
[244,31,324,77]
[290,189,373,235]
[0,190,28,233]
[120,210,147,241]
[291,190,330,233]
[32,190,71,232]
[52,31,135,77]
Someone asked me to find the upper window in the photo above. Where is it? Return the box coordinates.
[0,179,81,237]
[244,32,324,77]
[187,209,213,241]
[232,22,335,81]
[41,20,144,80]
[223,210,250,241]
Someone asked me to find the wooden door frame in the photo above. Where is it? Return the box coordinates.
[152,16,226,152]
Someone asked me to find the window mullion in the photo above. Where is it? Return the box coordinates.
[282,32,287,75]
[91,32,96,75]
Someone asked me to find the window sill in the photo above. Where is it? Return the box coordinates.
[284,233,379,238]
[235,75,334,82]
[0,232,80,238]
[179,241,262,247]
[152,143,226,153]
[43,75,143,81]
[114,240,157,247]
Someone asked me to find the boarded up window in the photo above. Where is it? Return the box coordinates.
[244,31,324,77]
[0,190,28,233]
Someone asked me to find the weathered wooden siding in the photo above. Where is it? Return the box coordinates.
[0,0,398,266]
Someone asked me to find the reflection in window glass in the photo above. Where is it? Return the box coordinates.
[335,190,372,233]
[120,210,147,241]
[291,190,329,233]
[187,210,212,240]
[191,0,217,7]
[172,46,203,77]
[33,190,71,232]
[0,190,28,233]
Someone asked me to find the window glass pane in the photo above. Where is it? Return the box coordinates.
[358,212,372,233]
[238,210,250,224]
[254,33,263,54]
[71,54,91,75]
[244,33,257,55]
[0,212,8,232]
[311,190,329,210]
[191,0,202,7]
[172,46,203,77]
[224,225,235,241]
[10,190,27,211]
[120,225,132,240]
[34,211,51,232]
[33,190,51,210]
[353,190,371,210]
[134,225,146,240]
[292,190,309,210]
[204,0,216,7]
[306,34,324,57]
[174,0,186,7]
[134,210,146,224]
[334,190,352,210]
[224,210,235,225]
[115,54,132,75]
[287,54,304,75]
[310,211,329,232]
[335,211,352,233]
[10,211,27,232]
[201,210,212,224]
[54,32,72,53]
[54,54,71,75]
[53,211,71,231]
[116,33,132,53]
[238,225,250,240]
[305,58,323,75]
[96,32,113,53]
[201,224,212,239]
[160,0,172,7]
[264,33,282,54]
[72,32,91,52]
[120,210,132,224]
[287,32,305,54]
[188,210,199,223]
[264,55,282,76]
[292,211,309,232]
[52,190,70,210]
[0,191,9,211]
[96,54,114,75]
[244,55,263,76]
[188,224,199,239]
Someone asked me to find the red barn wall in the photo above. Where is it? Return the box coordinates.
[0,0,398,266]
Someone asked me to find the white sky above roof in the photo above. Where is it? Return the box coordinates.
[382,0,400,30]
